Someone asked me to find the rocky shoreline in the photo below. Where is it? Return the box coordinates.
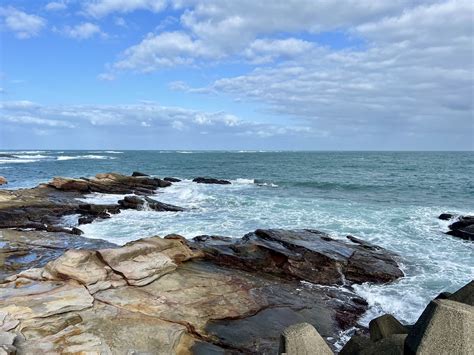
[0,172,470,354]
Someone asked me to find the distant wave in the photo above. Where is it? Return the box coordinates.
[89,151,123,154]
[0,150,47,155]
[0,159,39,164]
[177,151,193,154]
[57,155,116,161]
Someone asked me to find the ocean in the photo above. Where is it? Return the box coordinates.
[1,150,473,327]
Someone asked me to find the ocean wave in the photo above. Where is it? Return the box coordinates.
[15,154,49,159]
[0,159,40,164]
[57,155,116,161]
[177,151,193,154]
[233,178,255,184]
[0,150,47,155]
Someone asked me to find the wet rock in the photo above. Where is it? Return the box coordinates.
[438,213,454,220]
[405,299,474,354]
[118,195,185,212]
[443,215,474,241]
[279,322,333,355]
[0,229,116,281]
[164,177,181,182]
[193,177,231,185]
[192,229,403,285]
[368,314,408,342]
[0,177,7,186]
[131,171,149,177]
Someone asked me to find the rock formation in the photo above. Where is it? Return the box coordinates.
[0,229,404,354]
[193,177,231,185]
[439,213,474,241]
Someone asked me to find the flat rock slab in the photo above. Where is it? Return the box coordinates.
[0,229,116,281]
[192,229,403,285]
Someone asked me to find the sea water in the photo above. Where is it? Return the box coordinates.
[1,150,473,326]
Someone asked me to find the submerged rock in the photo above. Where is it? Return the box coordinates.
[0,177,7,186]
[193,177,231,185]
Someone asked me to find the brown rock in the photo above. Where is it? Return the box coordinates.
[0,177,7,186]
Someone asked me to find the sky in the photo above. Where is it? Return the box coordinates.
[0,0,473,150]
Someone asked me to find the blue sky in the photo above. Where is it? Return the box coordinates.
[0,0,473,150]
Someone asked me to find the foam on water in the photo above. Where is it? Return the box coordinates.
[57,155,116,161]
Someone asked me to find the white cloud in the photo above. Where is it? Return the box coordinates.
[45,2,68,11]
[3,115,75,128]
[0,101,312,138]
[0,6,46,39]
[113,31,219,72]
[83,0,167,17]
[244,38,315,64]
[61,22,106,40]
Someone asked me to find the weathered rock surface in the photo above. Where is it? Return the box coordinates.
[193,177,231,185]
[50,172,171,194]
[279,322,333,355]
[192,229,403,285]
[439,213,474,241]
[0,229,116,280]
[0,230,400,354]
[0,177,6,186]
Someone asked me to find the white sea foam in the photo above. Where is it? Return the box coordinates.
[233,178,255,184]
[76,193,128,204]
[57,155,116,161]
[0,159,39,164]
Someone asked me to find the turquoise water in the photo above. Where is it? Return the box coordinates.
[1,150,473,326]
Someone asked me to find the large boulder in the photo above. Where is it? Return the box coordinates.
[131,171,149,177]
[192,229,403,285]
[193,177,231,185]
[279,322,333,355]
[368,314,408,342]
[164,177,181,182]
[405,299,474,354]
[0,177,7,186]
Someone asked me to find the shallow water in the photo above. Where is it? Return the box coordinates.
[1,150,473,326]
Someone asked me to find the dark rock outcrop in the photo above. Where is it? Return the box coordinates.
[164,177,181,182]
[192,229,403,285]
[131,171,149,177]
[193,177,231,185]
[49,172,171,195]
[439,214,474,241]
[0,173,177,234]
[118,196,185,212]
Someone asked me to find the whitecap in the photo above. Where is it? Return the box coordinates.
[57,155,116,161]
